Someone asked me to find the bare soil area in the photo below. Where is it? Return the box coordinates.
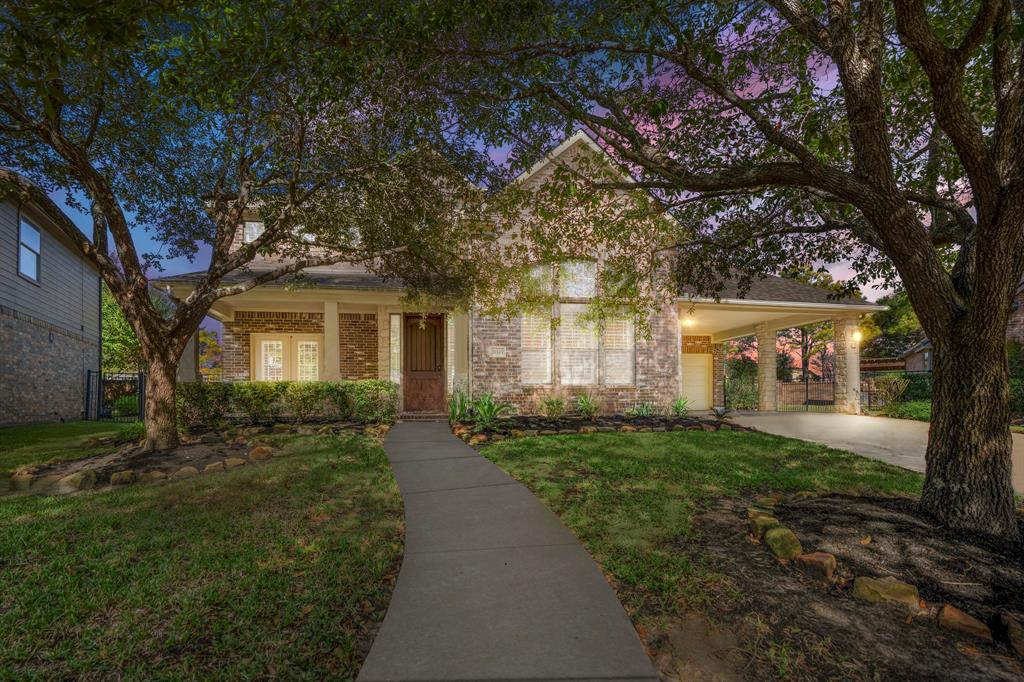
[690,495,1024,681]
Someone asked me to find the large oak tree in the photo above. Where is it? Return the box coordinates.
[1,0,490,450]
[421,0,1024,539]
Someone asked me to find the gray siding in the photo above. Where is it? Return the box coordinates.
[0,201,100,339]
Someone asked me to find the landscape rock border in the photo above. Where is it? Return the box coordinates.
[8,421,392,496]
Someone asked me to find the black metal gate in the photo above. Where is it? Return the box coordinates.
[85,371,146,422]
[777,379,835,412]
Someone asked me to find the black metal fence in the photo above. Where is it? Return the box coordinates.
[85,371,145,422]
[860,370,933,409]
[777,379,836,411]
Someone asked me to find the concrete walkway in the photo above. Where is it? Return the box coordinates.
[358,421,657,682]
[731,412,1024,494]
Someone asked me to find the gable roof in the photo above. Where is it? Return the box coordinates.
[153,267,403,292]
[682,274,882,309]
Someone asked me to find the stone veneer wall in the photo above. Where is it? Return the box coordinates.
[470,303,680,415]
[0,305,99,424]
[222,311,325,380]
[339,312,378,379]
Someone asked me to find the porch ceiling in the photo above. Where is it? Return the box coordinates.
[679,300,885,342]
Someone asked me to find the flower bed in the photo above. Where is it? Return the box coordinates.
[450,414,754,443]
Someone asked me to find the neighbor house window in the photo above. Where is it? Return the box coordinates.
[521,312,553,384]
[602,317,635,385]
[18,216,41,282]
[243,221,265,243]
[253,334,322,381]
[559,260,596,298]
[558,303,598,385]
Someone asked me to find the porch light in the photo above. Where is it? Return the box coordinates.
[682,316,696,327]
[852,330,863,343]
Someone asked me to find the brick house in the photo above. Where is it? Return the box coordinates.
[1,196,101,425]
[157,132,881,415]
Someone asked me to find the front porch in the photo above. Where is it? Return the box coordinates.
[178,283,471,415]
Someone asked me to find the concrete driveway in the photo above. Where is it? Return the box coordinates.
[730,412,1024,494]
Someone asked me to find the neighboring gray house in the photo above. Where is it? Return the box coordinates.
[0,195,101,425]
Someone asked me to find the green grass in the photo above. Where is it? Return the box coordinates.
[0,433,402,680]
[0,421,139,475]
[482,431,922,620]
[875,399,932,421]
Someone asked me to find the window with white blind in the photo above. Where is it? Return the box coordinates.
[602,317,635,385]
[558,303,598,385]
[521,313,553,384]
[243,221,265,243]
[559,260,597,298]
[252,334,323,381]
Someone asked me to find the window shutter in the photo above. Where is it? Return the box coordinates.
[558,303,598,385]
[602,317,635,385]
[521,313,552,384]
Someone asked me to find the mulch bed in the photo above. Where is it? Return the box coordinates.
[692,495,1024,681]
[453,414,755,438]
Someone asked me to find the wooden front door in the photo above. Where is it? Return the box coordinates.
[403,314,445,412]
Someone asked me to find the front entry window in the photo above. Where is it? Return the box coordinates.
[253,334,323,381]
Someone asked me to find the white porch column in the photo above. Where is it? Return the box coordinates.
[323,301,341,380]
[755,322,777,411]
[834,316,862,414]
[177,330,200,383]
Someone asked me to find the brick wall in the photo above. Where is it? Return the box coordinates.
[222,311,325,380]
[470,303,680,414]
[0,305,99,424]
[1009,292,1024,343]
[339,312,378,379]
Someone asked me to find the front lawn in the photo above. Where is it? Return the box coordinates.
[0,421,140,477]
[483,431,921,616]
[0,432,402,679]
[481,431,1024,680]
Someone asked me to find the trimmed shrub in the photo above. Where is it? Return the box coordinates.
[174,379,399,428]
[1011,378,1024,416]
[349,380,399,423]
[233,381,288,424]
[112,395,139,418]
[283,382,328,423]
[176,381,233,428]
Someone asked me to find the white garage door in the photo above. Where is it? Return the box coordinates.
[681,353,712,410]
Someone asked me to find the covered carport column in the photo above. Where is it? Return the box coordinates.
[754,322,777,411]
[834,316,862,414]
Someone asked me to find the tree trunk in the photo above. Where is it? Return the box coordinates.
[921,326,1020,542]
[142,353,180,451]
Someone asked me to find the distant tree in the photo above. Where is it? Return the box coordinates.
[860,291,926,358]
[101,285,171,373]
[197,330,222,382]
